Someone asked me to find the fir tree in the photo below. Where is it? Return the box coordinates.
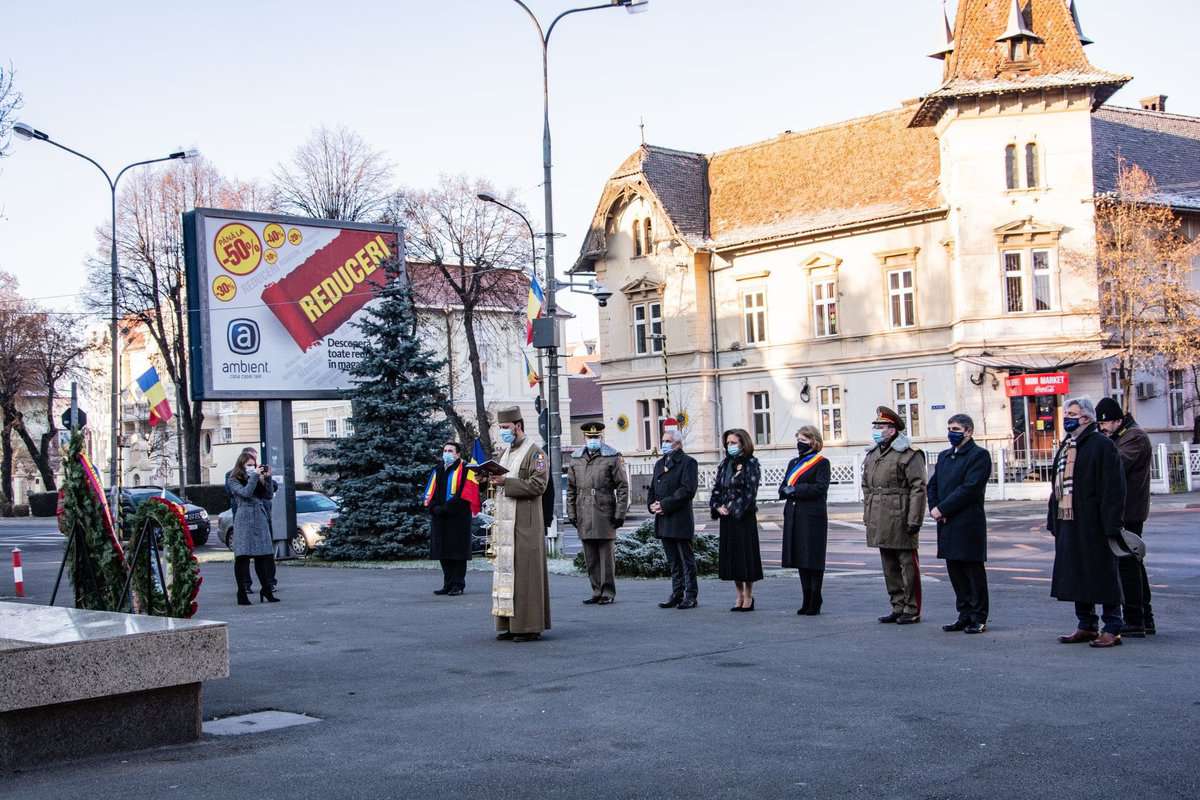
[314,263,450,560]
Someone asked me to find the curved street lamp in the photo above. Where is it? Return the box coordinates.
[506,0,649,523]
[13,122,197,515]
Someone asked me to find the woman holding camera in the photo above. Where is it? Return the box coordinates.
[710,428,763,611]
[226,450,279,605]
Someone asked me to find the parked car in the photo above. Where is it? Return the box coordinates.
[218,490,339,557]
[118,487,210,547]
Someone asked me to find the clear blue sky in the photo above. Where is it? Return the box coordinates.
[1,0,1195,339]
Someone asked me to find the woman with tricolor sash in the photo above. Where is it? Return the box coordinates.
[425,442,481,596]
[778,425,832,615]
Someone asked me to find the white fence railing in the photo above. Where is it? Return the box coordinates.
[624,441,1194,502]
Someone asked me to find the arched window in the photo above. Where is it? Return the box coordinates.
[1025,142,1039,188]
[1005,144,1018,190]
[643,217,653,256]
[633,219,643,257]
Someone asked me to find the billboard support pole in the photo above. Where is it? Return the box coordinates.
[260,401,297,560]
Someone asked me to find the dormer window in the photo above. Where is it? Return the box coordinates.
[996,0,1042,65]
[633,219,643,257]
[1009,39,1029,62]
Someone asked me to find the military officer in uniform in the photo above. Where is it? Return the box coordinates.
[567,422,630,605]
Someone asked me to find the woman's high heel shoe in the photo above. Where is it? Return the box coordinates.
[743,598,755,612]
[237,592,251,606]
[260,589,280,603]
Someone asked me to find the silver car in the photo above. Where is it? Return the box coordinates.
[218,490,339,556]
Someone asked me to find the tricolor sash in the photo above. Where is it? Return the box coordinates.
[422,469,437,507]
[785,453,825,486]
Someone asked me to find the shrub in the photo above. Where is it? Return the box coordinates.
[574,519,719,578]
[11,504,30,517]
[29,491,59,517]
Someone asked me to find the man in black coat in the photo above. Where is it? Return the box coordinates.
[1048,397,1127,648]
[1096,397,1155,636]
[427,441,476,596]
[927,413,992,634]
[648,429,699,609]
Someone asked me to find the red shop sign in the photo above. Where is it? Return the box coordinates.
[1004,372,1070,397]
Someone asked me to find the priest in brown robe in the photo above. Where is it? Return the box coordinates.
[488,406,552,642]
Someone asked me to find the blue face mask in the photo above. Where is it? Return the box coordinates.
[499,429,516,445]
[947,431,966,447]
[442,452,457,466]
[726,444,741,458]
[586,439,602,451]
[871,430,885,445]
[1063,417,1080,433]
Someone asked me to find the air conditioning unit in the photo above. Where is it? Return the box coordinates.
[1135,382,1158,401]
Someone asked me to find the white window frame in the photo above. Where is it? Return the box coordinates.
[887,268,916,329]
[637,400,651,450]
[1168,369,1186,427]
[221,426,232,444]
[893,379,922,437]
[632,301,663,356]
[297,421,310,437]
[817,385,844,443]
[1001,248,1056,313]
[813,277,838,338]
[326,418,338,437]
[742,289,767,345]
[1109,368,1122,404]
[343,417,355,435]
[750,391,772,445]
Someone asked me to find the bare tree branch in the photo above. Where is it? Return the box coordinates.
[271,126,394,221]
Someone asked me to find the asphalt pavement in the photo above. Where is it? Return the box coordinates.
[2,500,1199,799]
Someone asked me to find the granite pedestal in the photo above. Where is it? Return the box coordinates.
[0,602,228,771]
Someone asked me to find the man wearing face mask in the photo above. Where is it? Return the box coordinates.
[566,422,630,605]
[927,414,992,634]
[426,441,479,597]
[488,406,551,642]
[1049,397,1127,648]
[649,429,700,609]
[862,405,927,624]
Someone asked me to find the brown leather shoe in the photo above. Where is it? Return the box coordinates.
[1089,632,1122,648]
[1058,629,1099,644]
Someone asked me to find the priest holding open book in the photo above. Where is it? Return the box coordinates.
[484,406,552,642]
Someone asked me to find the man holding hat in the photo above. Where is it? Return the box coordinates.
[567,422,630,605]
[1096,396,1155,636]
[862,405,928,624]
[488,405,552,642]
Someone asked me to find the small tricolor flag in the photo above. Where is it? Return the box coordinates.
[525,275,545,345]
[524,352,540,388]
[135,367,173,427]
[469,438,487,466]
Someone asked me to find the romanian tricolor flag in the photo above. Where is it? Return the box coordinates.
[524,351,540,388]
[525,275,545,345]
[136,367,173,427]
[448,461,482,515]
[422,469,437,507]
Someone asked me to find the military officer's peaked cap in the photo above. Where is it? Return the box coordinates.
[580,421,606,436]
[872,405,904,431]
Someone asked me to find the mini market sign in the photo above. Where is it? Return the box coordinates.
[1004,372,1070,397]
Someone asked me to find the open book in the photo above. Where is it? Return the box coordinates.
[468,460,509,477]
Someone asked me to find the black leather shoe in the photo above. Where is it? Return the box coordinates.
[878,612,900,623]
[943,620,968,632]
[447,589,463,596]
[596,597,614,605]
[805,607,821,616]
[658,597,682,609]
[513,633,541,643]
[964,623,987,634]
[895,614,921,625]
[582,597,600,605]
[1145,621,1157,635]
[496,632,514,641]
[677,599,698,609]
[1120,625,1146,638]
[433,588,450,596]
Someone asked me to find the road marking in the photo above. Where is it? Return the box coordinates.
[1012,576,1052,582]
[830,520,867,531]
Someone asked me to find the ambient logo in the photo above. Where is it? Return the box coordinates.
[227,319,260,355]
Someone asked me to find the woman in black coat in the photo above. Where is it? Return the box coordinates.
[427,442,476,596]
[778,425,831,615]
[710,428,763,611]
[927,414,992,633]
[1047,399,1126,646]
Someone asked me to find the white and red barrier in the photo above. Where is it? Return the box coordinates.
[12,547,23,597]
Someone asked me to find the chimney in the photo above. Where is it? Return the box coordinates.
[1140,95,1168,113]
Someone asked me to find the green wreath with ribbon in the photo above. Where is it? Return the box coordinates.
[129,496,203,618]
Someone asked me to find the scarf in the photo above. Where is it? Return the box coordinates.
[1054,437,1077,520]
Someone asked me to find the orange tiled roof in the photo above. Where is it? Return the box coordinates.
[911,0,1129,126]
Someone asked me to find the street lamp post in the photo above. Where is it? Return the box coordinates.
[507,0,649,522]
[12,122,197,513]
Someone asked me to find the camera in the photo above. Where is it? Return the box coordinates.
[591,282,613,308]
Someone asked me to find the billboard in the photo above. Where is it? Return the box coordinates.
[184,208,405,400]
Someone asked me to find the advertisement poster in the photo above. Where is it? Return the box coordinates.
[184,208,405,400]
